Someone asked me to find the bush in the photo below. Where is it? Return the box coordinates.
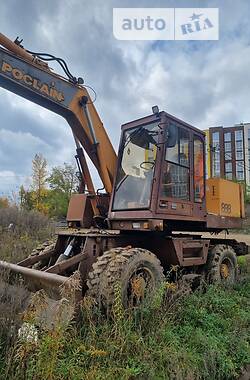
[0,207,54,262]
[0,207,53,237]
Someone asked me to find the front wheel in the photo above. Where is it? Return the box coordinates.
[87,247,165,310]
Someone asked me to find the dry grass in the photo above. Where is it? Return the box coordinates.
[0,206,54,262]
[0,207,54,373]
[0,272,30,373]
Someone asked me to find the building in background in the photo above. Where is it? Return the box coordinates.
[205,123,250,192]
[243,123,250,190]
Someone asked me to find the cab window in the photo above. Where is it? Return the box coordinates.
[161,124,190,200]
[194,135,204,202]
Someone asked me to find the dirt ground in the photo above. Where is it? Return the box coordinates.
[209,232,250,245]
[180,232,250,246]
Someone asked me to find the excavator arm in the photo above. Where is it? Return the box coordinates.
[0,33,117,196]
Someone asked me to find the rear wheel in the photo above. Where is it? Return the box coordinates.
[87,247,164,310]
[206,245,237,284]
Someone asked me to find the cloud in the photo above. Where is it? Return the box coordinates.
[1,0,250,195]
[0,170,30,198]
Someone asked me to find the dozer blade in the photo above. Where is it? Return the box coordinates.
[0,260,67,298]
[0,260,81,330]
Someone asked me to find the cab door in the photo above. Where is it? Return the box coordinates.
[156,122,206,219]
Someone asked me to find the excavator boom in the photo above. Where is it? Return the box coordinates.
[0,33,117,194]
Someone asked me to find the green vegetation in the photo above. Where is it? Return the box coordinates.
[0,208,249,380]
[2,153,79,218]
[1,279,249,380]
[19,154,79,218]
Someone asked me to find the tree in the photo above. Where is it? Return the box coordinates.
[19,159,79,218]
[19,185,26,208]
[45,190,70,218]
[19,185,34,210]
[48,163,79,200]
[47,163,79,217]
[31,153,48,212]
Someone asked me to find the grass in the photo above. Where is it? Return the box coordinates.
[1,280,249,380]
[0,207,249,380]
[0,207,54,376]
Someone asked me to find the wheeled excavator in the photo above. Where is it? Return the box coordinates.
[0,33,247,310]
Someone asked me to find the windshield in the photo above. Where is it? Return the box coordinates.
[112,122,159,210]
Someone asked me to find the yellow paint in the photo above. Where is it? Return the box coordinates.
[68,87,117,194]
[220,263,229,279]
[206,178,245,218]
[1,61,65,102]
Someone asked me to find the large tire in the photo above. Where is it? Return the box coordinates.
[86,247,125,301]
[30,238,56,257]
[87,247,164,310]
[30,238,56,269]
[206,244,237,284]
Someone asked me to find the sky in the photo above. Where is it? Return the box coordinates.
[1,0,250,197]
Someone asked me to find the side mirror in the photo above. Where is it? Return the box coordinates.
[167,124,177,148]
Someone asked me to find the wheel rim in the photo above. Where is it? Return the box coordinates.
[127,267,155,307]
[220,263,229,279]
[220,258,234,282]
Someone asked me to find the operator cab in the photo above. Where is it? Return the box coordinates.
[109,108,206,232]
[113,120,158,210]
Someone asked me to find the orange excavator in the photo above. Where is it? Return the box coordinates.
[0,33,247,309]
